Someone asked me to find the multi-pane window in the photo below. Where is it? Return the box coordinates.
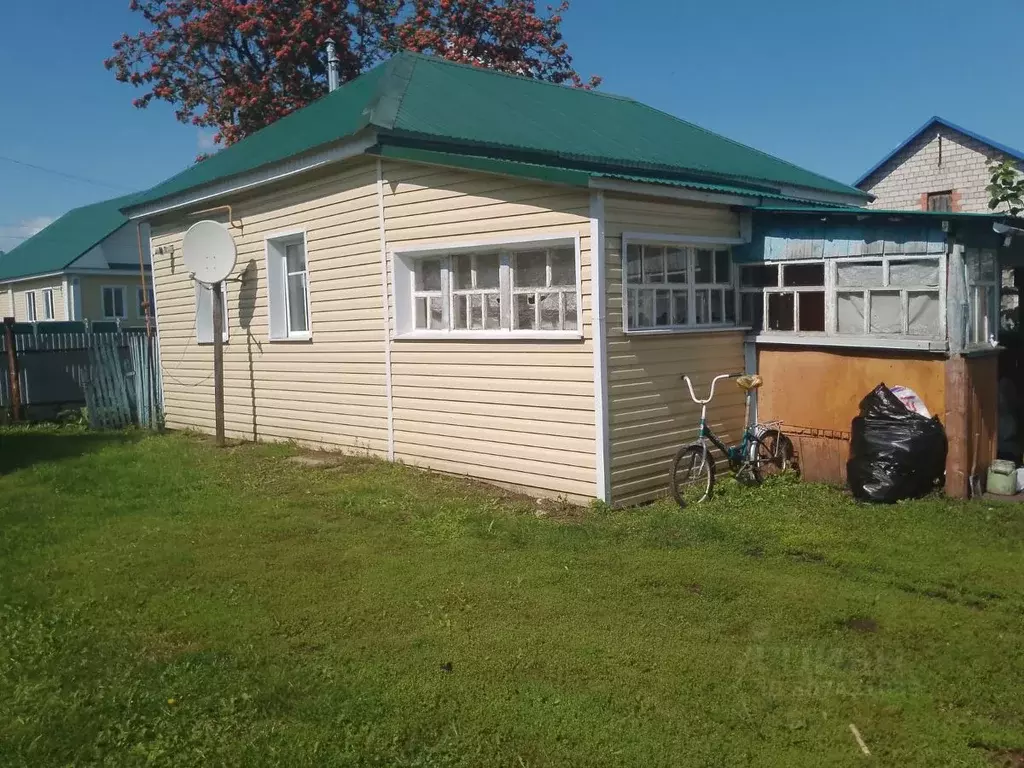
[267,233,311,340]
[624,243,733,331]
[405,242,579,335]
[25,292,37,322]
[738,255,944,341]
[41,288,54,320]
[965,248,998,345]
[102,286,126,319]
[926,191,953,212]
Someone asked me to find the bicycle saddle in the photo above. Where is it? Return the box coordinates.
[736,375,763,391]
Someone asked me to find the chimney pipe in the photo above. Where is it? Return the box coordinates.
[326,38,340,92]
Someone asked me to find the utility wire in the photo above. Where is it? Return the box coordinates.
[0,154,131,192]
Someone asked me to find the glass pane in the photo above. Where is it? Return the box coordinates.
[666,248,687,283]
[695,288,711,324]
[643,246,665,283]
[103,290,113,317]
[869,290,902,334]
[783,262,824,287]
[836,291,865,334]
[453,254,474,290]
[741,293,763,331]
[468,294,483,330]
[514,250,547,288]
[539,293,560,330]
[694,250,713,283]
[710,289,724,323]
[483,293,500,329]
[549,248,575,287]
[287,273,308,332]
[908,291,940,337]
[515,294,535,330]
[415,297,427,329]
[724,289,735,323]
[626,245,642,284]
[419,259,442,292]
[115,290,124,316]
[637,289,654,328]
[740,264,777,288]
[979,250,997,282]
[715,250,731,284]
[837,261,883,287]
[285,242,306,273]
[564,292,578,331]
[672,290,688,325]
[890,259,939,287]
[476,253,500,290]
[797,291,825,332]
[767,292,795,331]
[454,294,468,329]
[429,296,443,330]
[655,289,670,326]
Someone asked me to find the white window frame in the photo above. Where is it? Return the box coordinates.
[742,253,947,346]
[25,291,36,322]
[391,233,583,340]
[264,229,312,341]
[101,285,127,320]
[621,233,741,334]
[41,288,55,321]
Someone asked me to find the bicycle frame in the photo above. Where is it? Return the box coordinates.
[682,372,755,470]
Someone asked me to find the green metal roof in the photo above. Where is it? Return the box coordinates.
[754,204,1018,219]
[0,194,137,282]
[127,53,869,211]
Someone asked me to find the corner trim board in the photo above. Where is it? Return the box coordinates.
[590,190,610,503]
[377,158,395,461]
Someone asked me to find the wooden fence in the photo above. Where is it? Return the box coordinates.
[1,319,162,429]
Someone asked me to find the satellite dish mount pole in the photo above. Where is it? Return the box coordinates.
[212,280,225,447]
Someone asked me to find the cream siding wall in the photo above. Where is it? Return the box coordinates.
[382,160,596,502]
[604,195,747,506]
[9,277,66,322]
[0,286,13,318]
[78,274,152,324]
[150,159,389,453]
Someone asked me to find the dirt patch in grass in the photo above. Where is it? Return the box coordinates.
[841,615,879,633]
[142,630,204,662]
[970,743,1024,767]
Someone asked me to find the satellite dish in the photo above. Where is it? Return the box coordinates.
[182,220,237,284]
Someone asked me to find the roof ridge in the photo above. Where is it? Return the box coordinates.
[394,50,637,103]
[630,99,863,196]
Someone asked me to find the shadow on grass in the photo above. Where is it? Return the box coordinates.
[0,428,144,475]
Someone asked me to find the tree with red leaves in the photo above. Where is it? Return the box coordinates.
[106,0,596,149]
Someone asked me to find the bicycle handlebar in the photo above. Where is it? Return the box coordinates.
[680,372,745,405]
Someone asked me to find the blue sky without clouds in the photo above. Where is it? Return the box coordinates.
[0,0,1017,246]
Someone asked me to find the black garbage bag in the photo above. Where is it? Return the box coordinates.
[847,383,948,503]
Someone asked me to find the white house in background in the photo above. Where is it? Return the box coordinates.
[0,194,153,325]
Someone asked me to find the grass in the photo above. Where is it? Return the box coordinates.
[1,427,1023,767]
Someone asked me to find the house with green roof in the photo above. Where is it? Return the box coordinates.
[0,195,153,326]
[125,51,1016,503]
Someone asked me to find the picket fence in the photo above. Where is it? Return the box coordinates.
[0,320,162,429]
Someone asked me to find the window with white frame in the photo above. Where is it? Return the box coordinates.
[738,254,944,341]
[41,288,54,320]
[138,286,154,320]
[266,233,311,340]
[396,238,580,336]
[25,291,37,322]
[624,242,734,331]
[965,248,998,345]
[195,282,229,344]
[102,286,126,319]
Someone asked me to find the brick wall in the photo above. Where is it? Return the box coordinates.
[860,126,1008,213]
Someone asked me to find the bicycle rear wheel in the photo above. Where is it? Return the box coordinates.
[755,429,796,476]
[671,444,715,507]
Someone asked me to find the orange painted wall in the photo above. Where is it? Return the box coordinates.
[757,346,948,483]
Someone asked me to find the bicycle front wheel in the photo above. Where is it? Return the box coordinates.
[671,444,715,507]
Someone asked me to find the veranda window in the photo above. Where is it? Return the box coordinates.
[965,248,998,345]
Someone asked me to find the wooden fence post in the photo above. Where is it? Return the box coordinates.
[3,317,22,422]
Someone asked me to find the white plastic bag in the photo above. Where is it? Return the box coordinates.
[889,385,931,419]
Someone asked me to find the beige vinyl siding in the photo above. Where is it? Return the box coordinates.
[10,277,65,322]
[150,159,389,453]
[604,194,747,506]
[78,274,152,324]
[0,286,13,318]
[382,160,596,502]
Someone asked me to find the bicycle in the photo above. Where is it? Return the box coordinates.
[670,372,795,507]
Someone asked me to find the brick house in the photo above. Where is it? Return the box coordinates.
[855,116,1024,213]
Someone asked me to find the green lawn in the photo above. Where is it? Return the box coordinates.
[1,428,1023,767]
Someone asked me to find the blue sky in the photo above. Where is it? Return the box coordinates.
[0,0,1017,247]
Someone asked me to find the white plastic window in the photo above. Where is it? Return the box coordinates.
[25,292,37,322]
[266,233,311,340]
[41,288,54,321]
[102,286,126,319]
